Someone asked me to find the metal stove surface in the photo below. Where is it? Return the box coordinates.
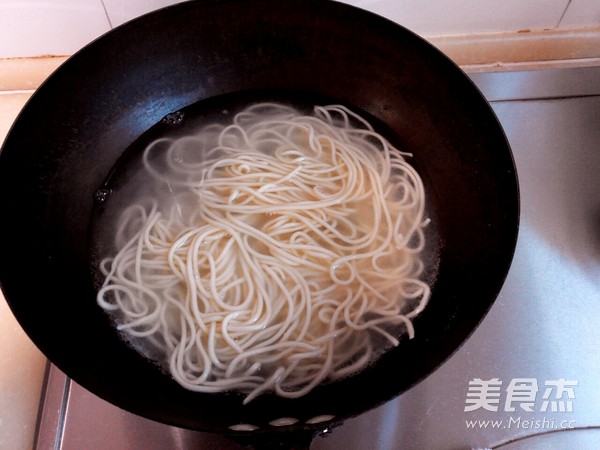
[34,66,600,450]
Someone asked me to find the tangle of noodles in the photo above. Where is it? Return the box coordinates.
[96,103,431,404]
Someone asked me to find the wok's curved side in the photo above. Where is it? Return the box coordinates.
[0,0,518,437]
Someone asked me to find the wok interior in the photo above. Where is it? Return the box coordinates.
[0,0,518,434]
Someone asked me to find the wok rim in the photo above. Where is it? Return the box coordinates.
[0,0,519,435]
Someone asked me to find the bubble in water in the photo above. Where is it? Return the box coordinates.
[161,110,185,125]
[94,188,111,204]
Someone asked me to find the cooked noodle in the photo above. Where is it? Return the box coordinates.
[97,103,431,403]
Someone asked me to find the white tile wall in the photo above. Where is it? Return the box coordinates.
[0,0,110,58]
[101,0,185,27]
[0,0,598,59]
[559,0,600,28]
[343,0,570,35]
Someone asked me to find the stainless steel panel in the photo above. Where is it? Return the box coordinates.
[469,66,600,101]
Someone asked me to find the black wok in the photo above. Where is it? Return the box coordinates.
[0,0,518,447]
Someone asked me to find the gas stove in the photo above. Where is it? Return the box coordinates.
[34,65,600,450]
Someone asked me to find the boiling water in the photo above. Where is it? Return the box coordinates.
[90,91,439,398]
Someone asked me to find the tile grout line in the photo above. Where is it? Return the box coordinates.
[100,0,114,29]
[556,0,573,28]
